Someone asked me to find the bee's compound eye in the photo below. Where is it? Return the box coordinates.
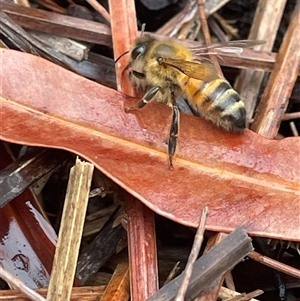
[131,45,146,60]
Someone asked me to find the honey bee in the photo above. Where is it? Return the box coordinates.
[125,34,261,169]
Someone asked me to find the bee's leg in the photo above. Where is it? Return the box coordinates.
[126,86,161,111]
[168,105,180,170]
[137,86,161,108]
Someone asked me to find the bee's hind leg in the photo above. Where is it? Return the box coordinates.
[168,105,180,170]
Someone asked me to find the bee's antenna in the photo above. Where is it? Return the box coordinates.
[141,23,146,36]
[114,51,130,64]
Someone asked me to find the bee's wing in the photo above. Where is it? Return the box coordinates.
[163,57,220,81]
[208,39,265,49]
[191,40,266,56]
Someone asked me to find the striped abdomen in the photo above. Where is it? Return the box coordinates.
[183,78,246,132]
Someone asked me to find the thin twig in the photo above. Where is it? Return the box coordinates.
[282,112,300,121]
[0,266,47,301]
[248,111,300,125]
[34,0,66,14]
[164,262,181,285]
[85,0,110,23]
[194,232,227,301]
[290,121,299,136]
[197,0,223,76]
[174,207,208,301]
[248,251,300,279]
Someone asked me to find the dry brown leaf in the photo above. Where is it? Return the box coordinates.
[1,49,299,241]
